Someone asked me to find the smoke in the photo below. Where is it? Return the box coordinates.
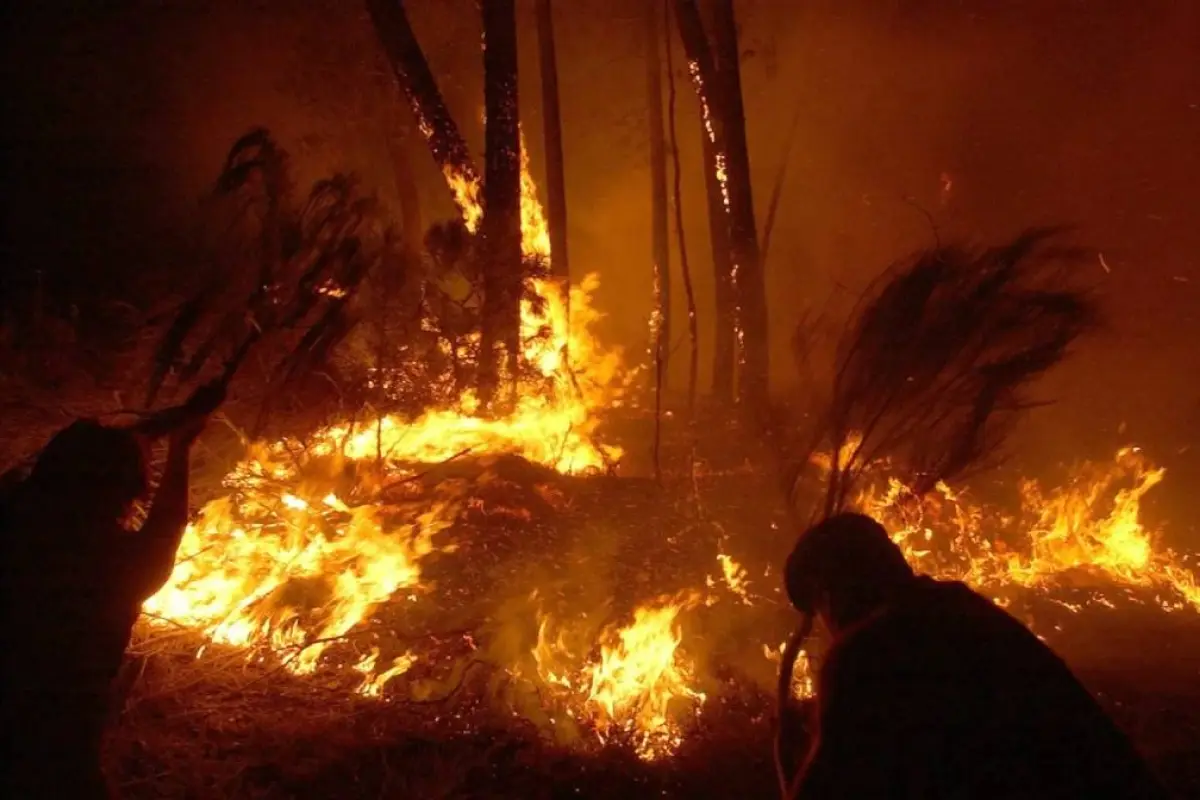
[6,0,1196,519]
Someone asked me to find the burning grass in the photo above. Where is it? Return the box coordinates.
[129,400,1200,741]
[19,133,1187,795]
[110,434,1200,797]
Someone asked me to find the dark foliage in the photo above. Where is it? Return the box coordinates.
[811,227,1098,516]
[145,129,393,429]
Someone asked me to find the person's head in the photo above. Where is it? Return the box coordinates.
[784,512,915,633]
[26,420,149,530]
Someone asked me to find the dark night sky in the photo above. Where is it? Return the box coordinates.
[4,0,1198,511]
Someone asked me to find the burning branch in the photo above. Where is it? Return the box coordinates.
[366,0,482,228]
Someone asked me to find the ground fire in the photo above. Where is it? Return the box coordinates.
[8,5,1198,795]
[136,165,1199,766]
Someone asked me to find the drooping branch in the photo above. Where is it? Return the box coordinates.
[817,229,1098,515]
[647,0,671,479]
[664,0,699,419]
[147,130,382,424]
[366,0,481,228]
[760,99,804,274]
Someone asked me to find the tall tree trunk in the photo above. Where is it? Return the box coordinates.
[711,0,768,412]
[700,122,737,403]
[366,0,481,226]
[536,0,569,293]
[480,0,522,407]
[672,0,737,404]
[646,0,671,396]
[664,0,699,418]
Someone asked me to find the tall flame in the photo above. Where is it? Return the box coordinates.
[145,151,625,693]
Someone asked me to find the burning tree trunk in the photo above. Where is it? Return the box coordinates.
[673,0,768,414]
[710,0,768,412]
[700,122,737,403]
[647,0,672,420]
[366,0,481,228]
[536,0,570,293]
[479,0,523,406]
[672,0,737,405]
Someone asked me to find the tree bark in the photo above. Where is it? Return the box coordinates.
[479,0,522,407]
[646,0,671,391]
[672,0,737,404]
[366,0,481,225]
[711,0,768,411]
[536,0,569,290]
[700,120,737,403]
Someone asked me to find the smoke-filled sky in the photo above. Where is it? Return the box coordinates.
[5,0,1197,476]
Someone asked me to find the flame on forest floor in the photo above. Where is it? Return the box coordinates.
[143,270,625,690]
[144,145,629,696]
[707,552,753,605]
[855,447,1200,612]
[530,592,707,760]
[138,136,1200,762]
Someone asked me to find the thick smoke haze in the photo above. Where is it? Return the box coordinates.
[5,0,1197,521]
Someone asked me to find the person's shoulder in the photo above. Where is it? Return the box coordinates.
[824,604,919,676]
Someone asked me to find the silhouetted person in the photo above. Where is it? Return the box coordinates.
[781,512,1169,800]
[2,385,221,798]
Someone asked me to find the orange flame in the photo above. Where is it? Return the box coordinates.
[139,141,1200,764]
[531,592,706,760]
[144,154,627,688]
[853,447,1199,612]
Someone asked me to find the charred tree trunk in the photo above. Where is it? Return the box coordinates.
[479,0,523,407]
[366,0,480,223]
[647,0,671,403]
[536,0,570,293]
[711,0,768,413]
[672,0,737,404]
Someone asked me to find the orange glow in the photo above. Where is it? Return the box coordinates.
[138,152,1198,763]
[531,592,706,760]
[851,447,1199,612]
[144,159,628,689]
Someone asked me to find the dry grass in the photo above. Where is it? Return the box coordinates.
[95,426,1199,799]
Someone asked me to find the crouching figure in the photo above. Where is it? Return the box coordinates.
[2,383,222,799]
[780,512,1169,799]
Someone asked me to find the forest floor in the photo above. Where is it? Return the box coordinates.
[95,414,1200,799]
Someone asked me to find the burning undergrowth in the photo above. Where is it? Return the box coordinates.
[105,133,1199,795]
[130,404,1200,771]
